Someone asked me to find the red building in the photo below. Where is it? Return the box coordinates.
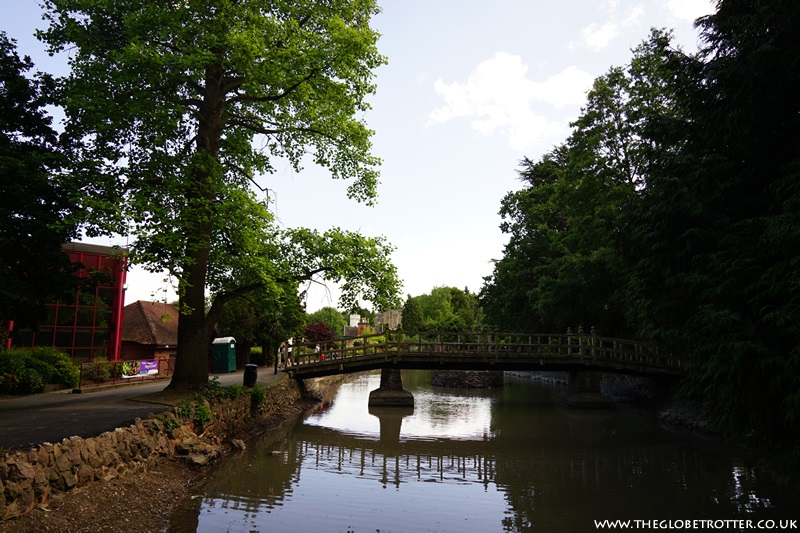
[7,242,127,362]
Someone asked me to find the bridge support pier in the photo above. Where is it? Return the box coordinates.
[369,368,414,407]
[556,371,614,409]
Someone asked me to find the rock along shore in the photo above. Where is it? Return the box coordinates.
[0,374,349,531]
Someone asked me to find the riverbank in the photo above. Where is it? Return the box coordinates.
[0,375,349,532]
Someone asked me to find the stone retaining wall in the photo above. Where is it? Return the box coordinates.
[0,377,312,521]
[431,370,504,388]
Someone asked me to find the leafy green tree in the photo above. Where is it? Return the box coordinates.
[480,150,568,331]
[446,287,482,331]
[40,0,400,389]
[401,294,423,332]
[307,306,347,337]
[404,287,482,332]
[624,0,800,474]
[0,31,81,334]
[481,29,679,335]
[415,287,453,330]
[218,280,305,365]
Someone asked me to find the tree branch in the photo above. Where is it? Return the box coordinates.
[206,266,330,324]
[224,119,282,136]
[227,71,317,105]
[222,75,246,95]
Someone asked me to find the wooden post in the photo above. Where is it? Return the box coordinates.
[567,327,572,357]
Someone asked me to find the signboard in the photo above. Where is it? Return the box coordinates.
[121,360,159,379]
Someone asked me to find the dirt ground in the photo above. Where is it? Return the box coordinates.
[0,458,203,533]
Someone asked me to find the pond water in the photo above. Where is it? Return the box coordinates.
[167,372,794,532]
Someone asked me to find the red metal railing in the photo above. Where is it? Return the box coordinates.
[77,357,175,389]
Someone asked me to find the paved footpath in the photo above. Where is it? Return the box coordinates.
[0,367,286,450]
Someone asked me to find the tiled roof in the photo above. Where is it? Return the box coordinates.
[122,300,179,346]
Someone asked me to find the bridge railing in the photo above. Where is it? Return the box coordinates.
[286,330,680,371]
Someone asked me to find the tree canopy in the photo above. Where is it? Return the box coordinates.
[306,306,347,337]
[403,287,482,332]
[0,31,80,332]
[39,0,400,388]
[481,2,800,481]
[481,29,679,335]
[623,0,800,474]
[217,279,305,364]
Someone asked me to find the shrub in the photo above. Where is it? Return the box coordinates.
[17,368,45,394]
[79,362,112,384]
[79,361,125,385]
[176,402,193,420]
[0,348,79,395]
[0,354,26,395]
[32,348,79,388]
[251,385,266,409]
[249,346,272,366]
[193,402,213,426]
[0,352,26,375]
[200,377,247,402]
[156,414,179,433]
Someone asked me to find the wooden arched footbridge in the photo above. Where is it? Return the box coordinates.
[282,330,682,380]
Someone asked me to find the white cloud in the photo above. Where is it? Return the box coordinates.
[664,0,716,22]
[570,3,645,51]
[623,5,646,27]
[580,21,620,51]
[427,53,594,151]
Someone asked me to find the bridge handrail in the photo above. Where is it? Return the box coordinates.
[286,330,680,371]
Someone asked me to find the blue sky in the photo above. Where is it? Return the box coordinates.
[4,0,715,312]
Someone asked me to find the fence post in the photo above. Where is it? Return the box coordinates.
[567,327,572,357]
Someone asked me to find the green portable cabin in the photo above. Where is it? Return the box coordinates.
[211,337,236,372]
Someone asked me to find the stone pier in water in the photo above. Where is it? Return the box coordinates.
[556,370,614,408]
[368,368,414,407]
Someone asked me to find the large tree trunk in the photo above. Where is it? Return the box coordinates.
[169,248,214,390]
[167,60,227,391]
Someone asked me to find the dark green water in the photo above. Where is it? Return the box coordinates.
[167,372,795,532]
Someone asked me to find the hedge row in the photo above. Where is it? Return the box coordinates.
[0,347,80,395]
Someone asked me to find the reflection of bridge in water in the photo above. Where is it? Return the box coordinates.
[200,409,743,531]
[291,407,672,488]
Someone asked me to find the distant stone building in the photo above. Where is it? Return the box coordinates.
[343,314,374,338]
[375,309,402,330]
[121,300,179,360]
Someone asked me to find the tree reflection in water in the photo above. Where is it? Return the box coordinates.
[168,373,791,533]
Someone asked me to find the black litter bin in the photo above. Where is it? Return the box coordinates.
[243,364,257,387]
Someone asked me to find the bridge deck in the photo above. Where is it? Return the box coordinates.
[284,331,682,379]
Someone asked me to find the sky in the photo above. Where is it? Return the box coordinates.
[4,0,716,312]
